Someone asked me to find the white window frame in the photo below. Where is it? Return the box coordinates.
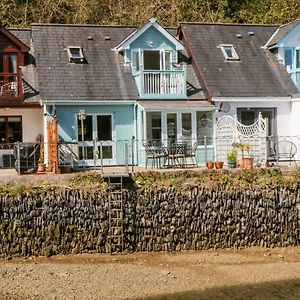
[67,46,84,63]
[145,111,214,147]
[219,44,239,61]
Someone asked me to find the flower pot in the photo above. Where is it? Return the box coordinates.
[242,157,254,169]
[206,161,215,169]
[227,161,237,169]
[37,163,46,174]
[215,161,224,169]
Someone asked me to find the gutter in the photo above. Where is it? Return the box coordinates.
[40,100,137,105]
[212,96,292,102]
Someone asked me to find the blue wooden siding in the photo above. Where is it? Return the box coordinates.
[129,26,177,61]
[56,105,135,142]
[278,23,300,90]
[55,104,135,165]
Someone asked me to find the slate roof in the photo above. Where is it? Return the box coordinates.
[30,24,205,102]
[265,19,300,48]
[31,24,139,101]
[180,23,298,98]
[9,28,31,47]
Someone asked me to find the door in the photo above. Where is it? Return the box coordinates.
[77,114,115,166]
[96,115,115,165]
[237,108,277,136]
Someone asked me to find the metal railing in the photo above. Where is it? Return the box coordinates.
[133,67,187,98]
[4,135,300,174]
[0,73,20,98]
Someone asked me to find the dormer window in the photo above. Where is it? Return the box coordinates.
[67,46,84,63]
[219,44,239,60]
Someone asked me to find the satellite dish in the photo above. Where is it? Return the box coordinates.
[218,102,230,113]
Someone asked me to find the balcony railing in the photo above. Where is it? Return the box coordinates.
[134,67,187,99]
[0,73,21,99]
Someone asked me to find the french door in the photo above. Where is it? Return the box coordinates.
[77,114,115,166]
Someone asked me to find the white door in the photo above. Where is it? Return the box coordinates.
[77,114,115,166]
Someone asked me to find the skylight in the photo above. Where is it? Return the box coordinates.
[67,46,84,63]
[219,44,239,61]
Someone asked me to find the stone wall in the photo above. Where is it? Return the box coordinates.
[0,187,299,257]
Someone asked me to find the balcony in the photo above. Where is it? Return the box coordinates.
[134,67,187,99]
[0,73,22,99]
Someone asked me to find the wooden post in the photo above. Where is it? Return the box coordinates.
[47,118,59,173]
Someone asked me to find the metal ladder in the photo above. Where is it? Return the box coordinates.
[108,176,124,253]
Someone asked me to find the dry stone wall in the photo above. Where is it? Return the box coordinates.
[0,187,299,257]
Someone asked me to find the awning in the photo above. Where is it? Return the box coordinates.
[138,100,214,111]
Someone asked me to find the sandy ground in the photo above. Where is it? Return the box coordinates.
[0,248,300,300]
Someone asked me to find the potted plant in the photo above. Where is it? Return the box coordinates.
[234,142,254,169]
[215,160,224,169]
[206,161,214,169]
[37,145,46,173]
[227,148,237,169]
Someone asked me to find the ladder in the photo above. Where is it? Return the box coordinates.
[108,176,124,253]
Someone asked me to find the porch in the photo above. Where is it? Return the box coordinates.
[0,135,298,175]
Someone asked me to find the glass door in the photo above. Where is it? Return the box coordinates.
[181,113,192,144]
[77,114,115,166]
[96,115,116,165]
[167,113,177,145]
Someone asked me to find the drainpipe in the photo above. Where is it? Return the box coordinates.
[133,103,138,166]
[43,105,49,166]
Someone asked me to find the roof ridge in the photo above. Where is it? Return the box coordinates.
[7,28,31,31]
[31,23,137,28]
[180,22,278,27]
[278,18,300,28]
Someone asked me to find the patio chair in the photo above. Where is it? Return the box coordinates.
[167,142,187,168]
[268,140,297,166]
[185,141,198,167]
[144,143,167,169]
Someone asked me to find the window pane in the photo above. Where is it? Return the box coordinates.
[196,111,213,145]
[8,117,22,131]
[0,132,6,143]
[78,146,94,160]
[146,112,161,144]
[167,113,177,144]
[0,54,3,73]
[182,113,192,142]
[0,116,22,143]
[296,49,300,69]
[0,118,5,131]
[284,49,293,68]
[69,48,82,58]
[97,115,112,140]
[8,54,17,73]
[77,115,93,141]
[9,131,22,143]
[134,51,140,72]
[8,117,22,142]
[144,50,160,70]
[165,51,171,70]
[98,145,112,159]
[224,47,233,58]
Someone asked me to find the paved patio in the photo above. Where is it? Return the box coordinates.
[0,163,296,185]
[0,165,206,184]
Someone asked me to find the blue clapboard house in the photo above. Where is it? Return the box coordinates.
[32,18,214,167]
